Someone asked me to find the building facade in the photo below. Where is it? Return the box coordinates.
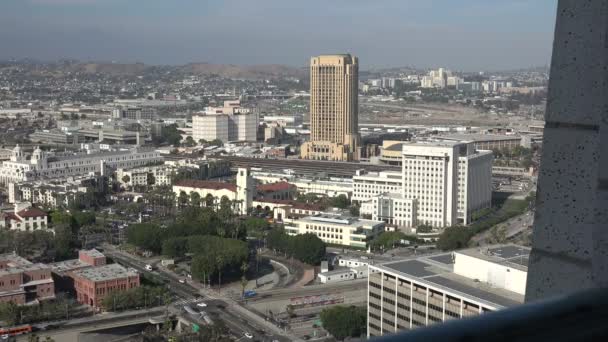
[172,167,254,215]
[0,254,55,305]
[0,145,162,185]
[73,263,140,309]
[283,212,385,248]
[0,202,48,232]
[361,141,493,228]
[192,101,258,143]
[301,54,360,161]
[367,245,528,337]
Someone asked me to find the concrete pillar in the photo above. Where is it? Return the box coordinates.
[525,0,608,302]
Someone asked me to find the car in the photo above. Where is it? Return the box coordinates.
[178,279,186,284]
[244,332,253,339]
[196,302,208,308]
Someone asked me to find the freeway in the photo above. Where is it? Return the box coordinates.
[213,155,400,178]
[103,245,295,341]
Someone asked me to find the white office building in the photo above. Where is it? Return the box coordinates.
[360,141,492,228]
[0,145,162,185]
[367,245,528,337]
[353,170,403,202]
[192,101,258,143]
[283,212,385,248]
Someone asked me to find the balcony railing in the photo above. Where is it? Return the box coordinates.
[373,288,608,342]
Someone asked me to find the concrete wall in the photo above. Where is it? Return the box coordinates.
[525,0,608,301]
[454,253,527,296]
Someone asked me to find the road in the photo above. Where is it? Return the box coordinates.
[103,244,296,342]
[470,210,534,245]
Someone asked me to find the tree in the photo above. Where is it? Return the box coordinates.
[178,191,189,208]
[190,192,201,207]
[209,139,224,147]
[290,234,325,265]
[329,194,350,209]
[204,194,215,208]
[372,231,421,251]
[416,224,433,233]
[184,136,196,147]
[122,175,131,185]
[320,305,367,341]
[242,218,269,239]
[72,211,96,228]
[146,173,156,186]
[436,226,471,251]
[162,237,188,258]
[126,223,164,254]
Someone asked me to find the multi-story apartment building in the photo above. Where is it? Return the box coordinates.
[301,54,360,161]
[0,254,55,305]
[0,145,162,185]
[116,164,172,187]
[8,174,108,208]
[283,212,385,248]
[73,263,140,308]
[361,141,492,228]
[192,101,258,143]
[367,245,528,338]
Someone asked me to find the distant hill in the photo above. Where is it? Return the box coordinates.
[180,63,307,79]
[4,60,307,80]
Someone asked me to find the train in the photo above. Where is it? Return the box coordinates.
[0,325,32,338]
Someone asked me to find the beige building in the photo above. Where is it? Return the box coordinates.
[301,54,360,161]
[283,212,384,248]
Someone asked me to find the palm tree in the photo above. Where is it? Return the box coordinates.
[190,192,201,207]
[216,254,225,294]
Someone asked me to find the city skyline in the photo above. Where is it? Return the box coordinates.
[0,0,557,71]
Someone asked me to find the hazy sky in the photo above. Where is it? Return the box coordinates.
[0,0,557,71]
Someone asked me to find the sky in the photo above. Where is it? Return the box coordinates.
[0,0,558,71]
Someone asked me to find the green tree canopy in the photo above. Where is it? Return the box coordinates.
[126,223,164,254]
[320,305,367,341]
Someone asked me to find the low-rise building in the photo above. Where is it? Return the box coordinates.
[252,171,353,199]
[283,212,385,248]
[367,244,528,337]
[0,202,48,232]
[0,253,55,305]
[73,263,140,309]
[51,249,107,296]
[172,168,254,215]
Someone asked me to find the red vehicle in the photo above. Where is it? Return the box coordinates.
[0,325,32,338]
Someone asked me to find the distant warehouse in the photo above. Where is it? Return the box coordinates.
[436,134,523,151]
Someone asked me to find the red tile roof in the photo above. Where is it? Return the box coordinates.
[174,179,237,192]
[17,207,47,218]
[4,212,21,222]
[256,181,294,193]
[256,199,324,211]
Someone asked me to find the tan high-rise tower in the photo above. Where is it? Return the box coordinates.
[301,54,360,161]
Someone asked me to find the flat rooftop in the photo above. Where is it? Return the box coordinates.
[81,249,105,259]
[373,245,528,308]
[302,213,383,228]
[73,263,138,282]
[457,245,530,271]
[50,259,91,274]
[438,134,522,142]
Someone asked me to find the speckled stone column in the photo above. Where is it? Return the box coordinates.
[525,0,608,302]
